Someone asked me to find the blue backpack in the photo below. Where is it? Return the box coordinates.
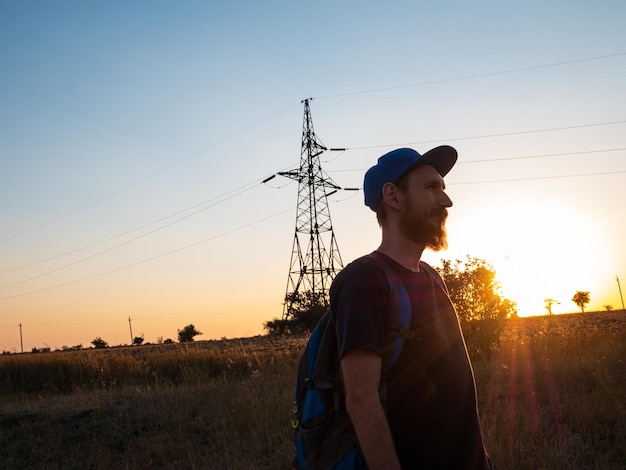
[291,252,414,469]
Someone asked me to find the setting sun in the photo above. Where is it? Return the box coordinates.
[446,186,618,317]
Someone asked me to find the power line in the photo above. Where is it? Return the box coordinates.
[343,120,626,150]
[5,165,623,299]
[460,147,626,164]
[328,147,626,173]
[328,169,626,188]
[3,144,623,286]
[0,180,259,276]
[2,64,624,298]
[5,53,625,247]
[315,52,626,100]
[0,159,303,285]
[0,181,263,291]
[328,147,626,185]
[0,102,302,246]
[4,125,623,278]
[0,207,294,301]
[4,52,624,248]
[448,169,626,185]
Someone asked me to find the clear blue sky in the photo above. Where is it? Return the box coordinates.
[1,1,625,351]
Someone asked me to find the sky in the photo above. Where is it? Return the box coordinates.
[1,1,625,352]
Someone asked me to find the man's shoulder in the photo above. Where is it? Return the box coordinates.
[336,252,387,279]
[331,252,389,292]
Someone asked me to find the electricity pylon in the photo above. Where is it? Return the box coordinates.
[278,98,351,320]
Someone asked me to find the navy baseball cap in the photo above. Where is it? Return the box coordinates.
[363,146,457,211]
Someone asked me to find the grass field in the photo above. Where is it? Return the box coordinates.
[1,312,625,469]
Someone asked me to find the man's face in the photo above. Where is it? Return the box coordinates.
[396,165,453,251]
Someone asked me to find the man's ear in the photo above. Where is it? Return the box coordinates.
[381,182,402,209]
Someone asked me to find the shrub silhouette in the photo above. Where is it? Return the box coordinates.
[572,291,590,313]
[178,324,202,342]
[264,291,326,335]
[91,337,108,349]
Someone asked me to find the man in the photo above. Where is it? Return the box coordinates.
[330,146,491,469]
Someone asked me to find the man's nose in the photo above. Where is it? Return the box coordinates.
[440,191,453,208]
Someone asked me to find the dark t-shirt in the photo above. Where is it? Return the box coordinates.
[330,252,490,470]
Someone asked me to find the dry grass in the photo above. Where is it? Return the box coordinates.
[1,313,625,469]
[477,312,626,469]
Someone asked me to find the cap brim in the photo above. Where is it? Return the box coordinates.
[405,145,457,177]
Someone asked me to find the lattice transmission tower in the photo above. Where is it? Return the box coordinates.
[277,99,353,320]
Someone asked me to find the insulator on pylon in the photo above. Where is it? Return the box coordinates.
[262,175,276,183]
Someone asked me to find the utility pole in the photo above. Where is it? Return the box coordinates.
[277,99,355,320]
[19,323,23,353]
[128,316,134,345]
[617,276,625,312]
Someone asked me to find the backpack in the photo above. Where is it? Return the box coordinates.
[291,251,414,469]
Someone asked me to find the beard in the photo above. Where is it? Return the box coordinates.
[399,206,449,251]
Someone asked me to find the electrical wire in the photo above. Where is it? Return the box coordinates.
[315,52,626,100]
[5,53,624,247]
[3,145,624,289]
[3,60,626,346]
[448,169,626,185]
[342,120,626,151]
[0,102,302,246]
[459,147,626,164]
[0,179,262,274]
[0,182,263,290]
[0,157,299,276]
[328,147,626,174]
[2,53,625,302]
[0,207,294,301]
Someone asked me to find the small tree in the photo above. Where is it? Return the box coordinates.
[132,335,144,346]
[265,290,327,335]
[91,337,108,349]
[178,324,202,342]
[544,298,560,315]
[604,305,613,312]
[572,291,590,313]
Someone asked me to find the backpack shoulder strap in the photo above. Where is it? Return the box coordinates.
[365,251,413,357]
[364,251,414,411]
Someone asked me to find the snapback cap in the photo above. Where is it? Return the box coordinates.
[363,146,457,211]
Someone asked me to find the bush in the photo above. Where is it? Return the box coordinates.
[265,291,326,335]
[438,256,517,357]
[91,337,108,349]
[178,324,202,343]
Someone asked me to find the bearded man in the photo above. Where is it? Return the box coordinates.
[330,147,492,469]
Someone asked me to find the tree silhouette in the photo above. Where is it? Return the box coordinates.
[265,290,327,335]
[178,324,202,342]
[572,291,590,313]
[438,256,517,356]
[544,298,560,315]
[91,337,108,349]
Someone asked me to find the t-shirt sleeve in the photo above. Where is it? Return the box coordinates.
[331,263,390,359]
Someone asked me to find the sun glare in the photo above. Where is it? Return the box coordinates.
[455,193,611,317]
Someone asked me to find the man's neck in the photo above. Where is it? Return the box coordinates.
[377,236,425,273]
